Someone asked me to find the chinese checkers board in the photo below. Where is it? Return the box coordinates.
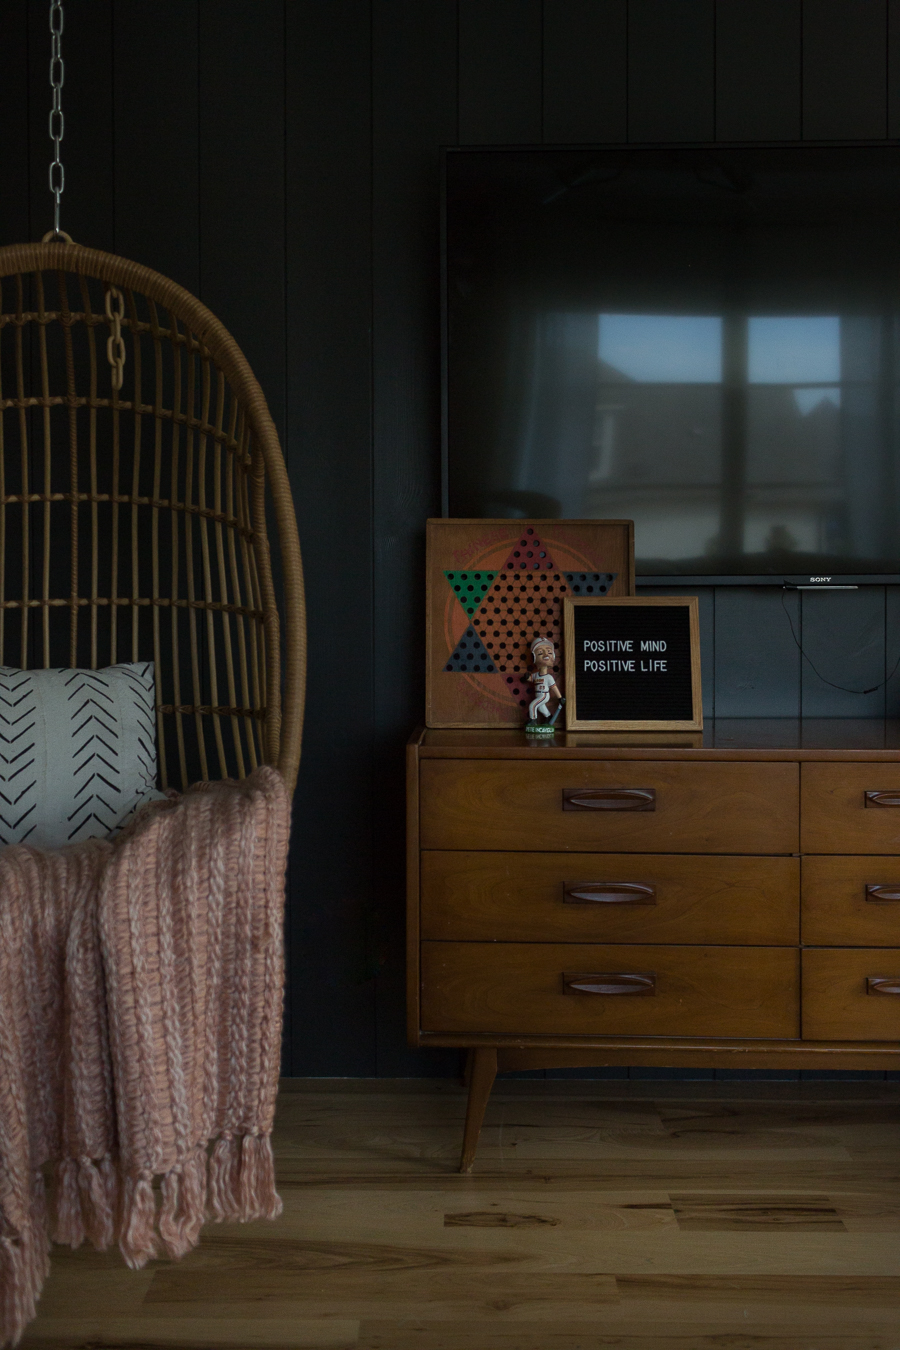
[426,518,634,728]
[563,596,702,732]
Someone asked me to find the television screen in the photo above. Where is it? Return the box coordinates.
[444,146,900,581]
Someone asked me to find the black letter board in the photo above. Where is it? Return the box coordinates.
[563,596,702,731]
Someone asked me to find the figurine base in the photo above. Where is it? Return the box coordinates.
[524,721,557,735]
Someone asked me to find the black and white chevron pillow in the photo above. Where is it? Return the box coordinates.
[0,662,162,849]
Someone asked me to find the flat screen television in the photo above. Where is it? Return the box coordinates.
[443,145,900,583]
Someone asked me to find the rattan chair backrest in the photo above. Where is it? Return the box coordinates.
[0,241,305,795]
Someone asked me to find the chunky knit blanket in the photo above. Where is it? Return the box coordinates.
[0,765,290,1347]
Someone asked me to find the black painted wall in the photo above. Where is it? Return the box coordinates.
[3,0,900,1078]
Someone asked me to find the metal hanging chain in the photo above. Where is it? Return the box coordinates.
[105,288,126,391]
[48,0,65,237]
[45,0,123,387]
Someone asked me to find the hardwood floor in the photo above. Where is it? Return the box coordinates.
[21,1078,900,1348]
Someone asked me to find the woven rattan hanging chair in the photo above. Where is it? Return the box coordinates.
[0,240,305,795]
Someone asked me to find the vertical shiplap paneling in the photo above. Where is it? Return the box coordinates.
[802,0,888,139]
[27,0,114,249]
[284,0,377,1076]
[799,588,887,716]
[543,0,628,143]
[627,0,715,142]
[715,0,802,141]
[197,0,289,1064]
[637,586,715,718]
[889,0,900,135]
[198,0,285,436]
[372,0,458,1075]
[714,588,801,716]
[0,1,30,243]
[113,0,199,291]
[459,0,543,143]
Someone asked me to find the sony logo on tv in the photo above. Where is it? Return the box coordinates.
[810,576,832,582]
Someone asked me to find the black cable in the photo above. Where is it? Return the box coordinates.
[780,586,900,695]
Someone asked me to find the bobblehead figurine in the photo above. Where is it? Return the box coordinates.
[525,635,564,735]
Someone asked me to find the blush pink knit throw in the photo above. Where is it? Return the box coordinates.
[0,765,290,1347]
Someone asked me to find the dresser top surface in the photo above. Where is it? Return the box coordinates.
[413,719,900,761]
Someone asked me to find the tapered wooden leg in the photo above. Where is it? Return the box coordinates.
[459,1047,497,1173]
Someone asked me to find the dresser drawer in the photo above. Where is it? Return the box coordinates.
[422,852,799,945]
[419,761,798,854]
[801,764,900,853]
[802,948,900,1041]
[802,857,900,946]
[421,942,799,1038]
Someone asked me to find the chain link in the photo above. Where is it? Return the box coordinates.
[105,288,126,391]
[49,0,65,236]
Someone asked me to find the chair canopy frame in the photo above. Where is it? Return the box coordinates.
[0,241,305,795]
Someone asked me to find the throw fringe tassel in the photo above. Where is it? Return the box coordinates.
[54,1155,118,1252]
[239,1134,281,1221]
[181,1146,208,1249]
[52,1158,84,1248]
[30,1172,47,1251]
[0,1176,51,1348]
[158,1147,207,1260]
[158,1168,183,1259]
[208,1134,240,1222]
[77,1155,116,1250]
[98,1154,119,1236]
[208,1133,281,1224]
[118,1172,157,1270]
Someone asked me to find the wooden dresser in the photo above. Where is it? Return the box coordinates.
[407,720,900,1169]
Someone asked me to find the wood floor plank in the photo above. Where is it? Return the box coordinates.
[354,1329,900,1349]
[655,1102,900,1125]
[21,1317,360,1348]
[195,1185,900,1247]
[141,1307,900,1335]
[442,1197,676,1232]
[618,1273,900,1303]
[273,1160,900,1190]
[670,1193,846,1231]
[278,1078,900,1102]
[470,1132,852,1162]
[144,1263,622,1318]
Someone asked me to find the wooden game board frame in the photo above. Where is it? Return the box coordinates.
[426,518,634,729]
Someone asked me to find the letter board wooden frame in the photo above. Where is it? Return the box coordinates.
[563,596,702,731]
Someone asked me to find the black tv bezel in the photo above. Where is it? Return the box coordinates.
[439,139,900,588]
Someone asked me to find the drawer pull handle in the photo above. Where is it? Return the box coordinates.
[865,791,900,808]
[867,976,900,996]
[563,881,657,906]
[562,788,656,812]
[866,884,900,903]
[563,971,656,996]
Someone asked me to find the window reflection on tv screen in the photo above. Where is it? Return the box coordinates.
[445,147,900,578]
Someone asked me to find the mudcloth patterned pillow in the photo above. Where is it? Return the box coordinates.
[0,662,161,848]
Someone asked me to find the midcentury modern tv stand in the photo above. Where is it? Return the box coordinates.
[407,720,900,1170]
